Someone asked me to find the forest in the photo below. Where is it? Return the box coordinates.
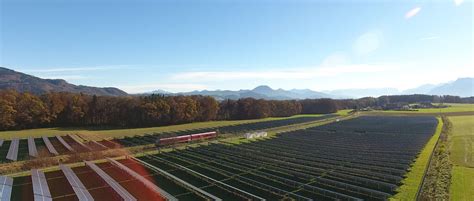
[0,90,338,130]
[0,90,470,131]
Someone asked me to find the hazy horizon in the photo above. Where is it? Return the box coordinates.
[1,0,473,93]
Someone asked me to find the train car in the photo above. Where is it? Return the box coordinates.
[156,131,217,147]
[190,131,217,141]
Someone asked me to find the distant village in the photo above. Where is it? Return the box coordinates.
[360,102,449,111]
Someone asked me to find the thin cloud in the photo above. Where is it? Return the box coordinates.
[405,7,421,19]
[171,64,395,81]
[119,83,208,93]
[353,30,383,56]
[21,65,132,73]
[454,0,464,6]
[40,75,89,80]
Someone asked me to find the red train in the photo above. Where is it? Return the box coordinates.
[156,131,218,146]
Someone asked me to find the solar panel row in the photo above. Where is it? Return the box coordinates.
[85,161,137,201]
[31,169,52,201]
[28,137,38,157]
[56,136,74,152]
[0,176,13,201]
[107,158,177,201]
[42,136,59,156]
[6,138,19,161]
[60,164,94,201]
[130,157,222,201]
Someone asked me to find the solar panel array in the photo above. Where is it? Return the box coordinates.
[6,138,19,161]
[42,136,59,156]
[31,169,52,201]
[28,137,38,157]
[107,158,177,201]
[56,136,74,152]
[0,176,13,201]
[85,161,137,201]
[60,164,94,201]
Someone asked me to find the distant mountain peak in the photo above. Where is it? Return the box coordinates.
[252,85,273,92]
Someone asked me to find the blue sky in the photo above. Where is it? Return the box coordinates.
[1,0,472,93]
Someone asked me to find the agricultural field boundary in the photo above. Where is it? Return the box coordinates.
[418,116,452,200]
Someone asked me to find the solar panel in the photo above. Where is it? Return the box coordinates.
[107,158,178,201]
[42,137,59,156]
[68,134,92,151]
[59,164,94,201]
[31,169,52,201]
[56,136,74,152]
[6,138,19,161]
[28,137,38,157]
[85,161,136,201]
[0,175,13,201]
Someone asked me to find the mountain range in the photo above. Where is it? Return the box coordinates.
[155,78,473,99]
[0,67,472,99]
[0,67,127,96]
[163,85,335,101]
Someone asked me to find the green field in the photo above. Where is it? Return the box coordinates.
[449,115,474,201]
[449,115,474,167]
[371,103,474,115]
[390,117,443,201]
[0,113,333,140]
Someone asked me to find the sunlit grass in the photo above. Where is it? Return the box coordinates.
[449,115,474,200]
[450,166,474,201]
[449,115,474,167]
[375,103,474,114]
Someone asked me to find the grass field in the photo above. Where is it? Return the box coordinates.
[0,113,336,140]
[390,117,442,201]
[370,103,474,115]
[449,115,474,201]
[449,115,474,167]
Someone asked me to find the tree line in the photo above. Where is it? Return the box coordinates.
[0,90,338,130]
[1,90,471,131]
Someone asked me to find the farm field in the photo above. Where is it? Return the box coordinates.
[449,115,474,201]
[0,113,337,140]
